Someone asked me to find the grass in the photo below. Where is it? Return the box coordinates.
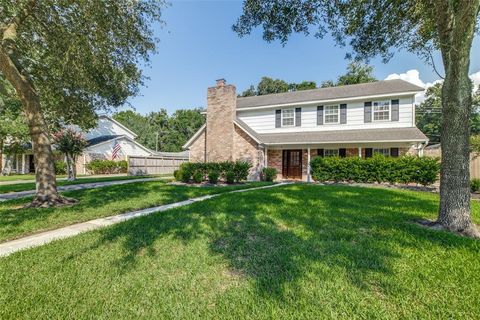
[0,175,161,194]
[0,184,479,319]
[0,180,271,242]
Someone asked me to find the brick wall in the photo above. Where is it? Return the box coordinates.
[205,82,236,162]
[233,125,262,180]
[189,130,206,162]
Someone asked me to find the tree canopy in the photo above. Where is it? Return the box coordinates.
[240,76,317,96]
[321,62,376,88]
[113,108,205,152]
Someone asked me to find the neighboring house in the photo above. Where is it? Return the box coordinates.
[2,115,155,175]
[183,79,429,181]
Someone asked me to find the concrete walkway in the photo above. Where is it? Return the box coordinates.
[0,177,163,201]
[0,183,289,257]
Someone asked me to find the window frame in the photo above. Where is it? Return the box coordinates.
[373,148,390,157]
[324,149,339,157]
[324,105,340,124]
[281,108,295,127]
[372,100,391,122]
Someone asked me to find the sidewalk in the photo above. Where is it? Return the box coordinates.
[0,177,163,201]
[0,182,288,257]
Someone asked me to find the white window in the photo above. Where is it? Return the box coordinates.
[324,149,339,157]
[373,101,390,121]
[282,109,295,126]
[373,148,390,156]
[324,105,339,124]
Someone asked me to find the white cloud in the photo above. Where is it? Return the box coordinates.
[384,69,479,104]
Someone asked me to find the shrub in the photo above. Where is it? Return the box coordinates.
[471,179,480,193]
[179,163,193,183]
[55,161,67,175]
[208,170,220,184]
[85,159,128,175]
[232,160,251,182]
[225,171,235,184]
[310,155,440,186]
[262,167,277,182]
[173,169,182,181]
[192,171,204,183]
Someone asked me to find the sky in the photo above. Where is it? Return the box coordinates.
[126,0,480,115]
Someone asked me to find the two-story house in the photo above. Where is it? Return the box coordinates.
[183,79,428,181]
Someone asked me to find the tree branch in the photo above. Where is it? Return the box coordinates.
[2,0,37,45]
[429,51,445,79]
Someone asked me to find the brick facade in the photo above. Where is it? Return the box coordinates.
[189,130,206,162]
[233,125,263,180]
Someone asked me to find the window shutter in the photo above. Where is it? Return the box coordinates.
[390,148,399,157]
[340,104,347,124]
[339,148,347,158]
[365,148,373,158]
[275,109,281,128]
[364,102,372,123]
[295,107,301,127]
[391,99,399,121]
[317,106,324,125]
[317,149,324,157]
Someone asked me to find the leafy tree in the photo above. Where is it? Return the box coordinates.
[240,77,317,96]
[321,62,377,88]
[417,84,480,143]
[52,129,87,181]
[113,110,154,149]
[233,0,480,236]
[0,76,29,175]
[0,0,164,207]
[163,108,205,152]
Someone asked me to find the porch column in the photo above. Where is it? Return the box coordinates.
[358,147,362,158]
[307,147,311,182]
[21,154,26,174]
[264,147,268,168]
[418,143,424,157]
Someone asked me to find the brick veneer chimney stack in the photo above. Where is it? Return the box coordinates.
[206,79,236,161]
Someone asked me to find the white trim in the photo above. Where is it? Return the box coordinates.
[281,108,295,127]
[372,100,391,122]
[236,91,420,111]
[233,120,262,144]
[264,138,428,146]
[182,124,206,149]
[324,105,340,124]
[307,147,311,182]
[99,115,139,139]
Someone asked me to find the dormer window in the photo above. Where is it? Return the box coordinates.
[373,101,390,121]
[324,105,339,124]
[282,109,295,126]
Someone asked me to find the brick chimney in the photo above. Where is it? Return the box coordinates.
[206,79,236,162]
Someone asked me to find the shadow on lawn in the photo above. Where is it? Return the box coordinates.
[75,184,479,299]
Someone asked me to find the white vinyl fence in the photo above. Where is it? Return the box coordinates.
[128,155,188,176]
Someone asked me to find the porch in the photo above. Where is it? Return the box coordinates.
[265,144,422,181]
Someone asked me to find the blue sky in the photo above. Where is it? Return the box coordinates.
[127,0,480,115]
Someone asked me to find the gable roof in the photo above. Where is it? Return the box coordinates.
[85,134,155,155]
[98,115,138,139]
[87,135,122,147]
[236,79,424,109]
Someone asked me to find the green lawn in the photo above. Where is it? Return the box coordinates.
[0,184,479,319]
[0,175,160,194]
[0,180,271,242]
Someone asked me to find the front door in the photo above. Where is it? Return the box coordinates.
[282,150,302,179]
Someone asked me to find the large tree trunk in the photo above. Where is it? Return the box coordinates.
[0,50,74,206]
[434,0,480,237]
[66,153,76,181]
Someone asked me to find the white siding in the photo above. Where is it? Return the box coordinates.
[86,137,151,158]
[237,96,415,133]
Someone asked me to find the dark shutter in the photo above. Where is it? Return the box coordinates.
[365,148,373,158]
[295,107,301,127]
[317,106,324,125]
[364,102,372,123]
[317,149,324,157]
[390,148,399,157]
[339,148,347,158]
[275,109,281,128]
[391,99,399,121]
[340,104,347,124]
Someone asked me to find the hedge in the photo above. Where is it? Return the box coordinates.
[175,160,252,183]
[310,155,440,186]
[85,159,128,175]
[54,161,67,175]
